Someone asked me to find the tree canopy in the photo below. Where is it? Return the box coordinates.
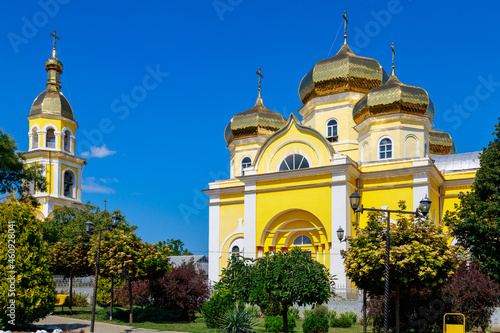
[445,117,500,282]
[0,201,56,329]
[0,129,45,205]
[216,248,333,333]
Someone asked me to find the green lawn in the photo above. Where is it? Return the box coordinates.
[53,306,371,333]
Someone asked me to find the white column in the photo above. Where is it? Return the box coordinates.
[53,161,61,197]
[208,194,220,283]
[243,181,257,259]
[330,174,350,287]
[413,173,429,211]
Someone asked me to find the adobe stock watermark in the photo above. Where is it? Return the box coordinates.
[178,167,230,224]
[212,0,243,22]
[443,74,500,130]
[348,0,405,54]
[76,64,169,156]
[7,0,70,54]
[6,221,17,326]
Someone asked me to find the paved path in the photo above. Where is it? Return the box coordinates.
[35,315,185,333]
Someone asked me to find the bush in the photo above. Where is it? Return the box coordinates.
[442,261,500,331]
[303,309,312,319]
[344,311,358,324]
[247,305,261,318]
[64,292,89,306]
[302,313,329,333]
[220,304,257,333]
[330,313,352,328]
[288,307,299,319]
[201,290,235,328]
[97,276,126,307]
[264,315,296,332]
[311,305,328,317]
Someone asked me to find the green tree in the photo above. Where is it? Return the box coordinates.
[445,117,500,282]
[342,201,463,331]
[43,205,136,312]
[0,201,56,329]
[217,248,333,333]
[91,229,169,323]
[0,129,45,205]
[154,238,192,256]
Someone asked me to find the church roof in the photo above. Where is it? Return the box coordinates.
[430,151,481,173]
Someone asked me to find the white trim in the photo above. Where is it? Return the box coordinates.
[243,182,257,259]
[404,134,420,158]
[208,198,220,283]
[275,151,313,172]
[377,135,394,161]
[219,218,244,256]
[325,117,338,139]
[240,155,252,177]
[61,168,77,199]
[24,157,84,170]
[360,141,369,163]
[228,236,245,257]
[42,123,58,131]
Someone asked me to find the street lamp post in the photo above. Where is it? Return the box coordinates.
[86,214,121,333]
[344,191,431,333]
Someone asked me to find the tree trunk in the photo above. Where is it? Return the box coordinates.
[396,285,400,333]
[282,305,289,333]
[128,279,133,324]
[110,276,114,321]
[68,273,73,314]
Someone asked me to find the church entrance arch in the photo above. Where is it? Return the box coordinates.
[259,209,329,262]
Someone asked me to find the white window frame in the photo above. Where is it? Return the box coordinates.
[62,169,77,199]
[325,118,338,142]
[378,136,394,160]
[277,152,311,172]
[240,156,252,176]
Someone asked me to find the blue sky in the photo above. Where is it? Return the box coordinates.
[1,0,500,256]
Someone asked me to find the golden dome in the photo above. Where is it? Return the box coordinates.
[29,48,74,121]
[429,129,455,155]
[353,74,435,125]
[224,93,286,145]
[298,43,388,105]
[30,90,74,121]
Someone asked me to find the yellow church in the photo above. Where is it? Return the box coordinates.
[23,33,86,220]
[205,26,479,285]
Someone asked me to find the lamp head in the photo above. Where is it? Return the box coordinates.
[85,221,94,234]
[110,214,121,230]
[337,226,345,242]
[419,195,432,216]
[349,191,361,212]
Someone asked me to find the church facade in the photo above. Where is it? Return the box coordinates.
[24,35,86,220]
[205,34,479,285]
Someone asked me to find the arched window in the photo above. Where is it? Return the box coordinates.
[63,130,71,152]
[46,128,56,148]
[63,170,75,198]
[379,138,393,159]
[293,235,313,246]
[326,119,338,142]
[231,245,240,256]
[32,128,38,149]
[241,157,252,176]
[279,153,309,171]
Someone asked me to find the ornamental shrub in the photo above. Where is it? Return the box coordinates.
[302,312,329,333]
[442,261,500,331]
[288,307,299,319]
[201,290,234,328]
[220,304,257,333]
[264,315,297,332]
[330,313,352,328]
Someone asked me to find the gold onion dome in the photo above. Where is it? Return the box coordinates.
[429,129,456,155]
[352,74,435,125]
[298,42,389,105]
[224,92,286,145]
[30,36,74,121]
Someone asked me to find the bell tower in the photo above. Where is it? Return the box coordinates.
[24,31,86,219]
